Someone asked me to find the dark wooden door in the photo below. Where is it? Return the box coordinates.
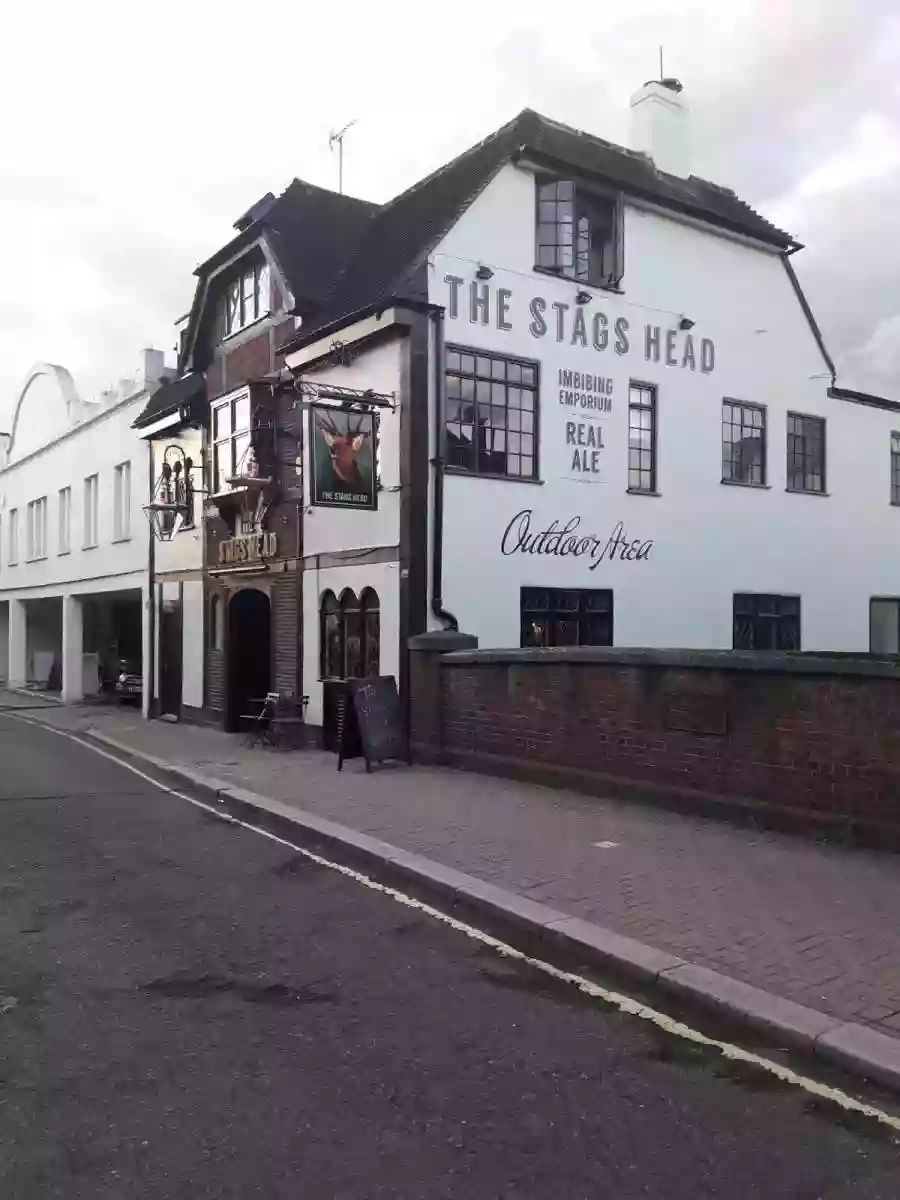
[159,600,182,718]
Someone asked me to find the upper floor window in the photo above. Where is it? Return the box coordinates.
[26,497,48,561]
[786,413,825,494]
[84,473,99,547]
[114,461,131,541]
[445,347,538,480]
[536,178,622,289]
[628,382,657,493]
[722,400,766,486]
[733,593,800,650]
[891,433,900,506]
[58,487,71,554]
[212,392,252,494]
[220,261,269,339]
[9,508,18,565]
[521,587,613,648]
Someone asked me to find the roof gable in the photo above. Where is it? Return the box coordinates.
[302,108,796,339]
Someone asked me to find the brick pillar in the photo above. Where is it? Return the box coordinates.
[408,630,477,763]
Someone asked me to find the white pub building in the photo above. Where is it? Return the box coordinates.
[281,77,900,739]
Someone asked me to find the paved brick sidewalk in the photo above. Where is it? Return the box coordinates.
[20,698,900,1041]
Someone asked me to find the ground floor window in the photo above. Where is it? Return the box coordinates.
[520,587,613,648]
[733,593,800,650]
[320,588,380,679]
[870,598,900,654]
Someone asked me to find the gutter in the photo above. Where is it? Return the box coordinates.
[429,308,459,631]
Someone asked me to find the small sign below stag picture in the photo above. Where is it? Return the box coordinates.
[309,405,378,510]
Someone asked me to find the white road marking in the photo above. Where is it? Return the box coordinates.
[592,840,620,849]
[9,712,900,1136]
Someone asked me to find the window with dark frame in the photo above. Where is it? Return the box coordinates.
[786,413,825,493]
[211,392,252,495]
[733,594,801,650]
[520,587,613,648]
[870,598,900,654]
[320,588,380,680]
[628,383,657,493]
[891,433,900,505]
[445,348,538,479]
[536,178,621,289]
[219,260,270,340]
[722,400,766,485]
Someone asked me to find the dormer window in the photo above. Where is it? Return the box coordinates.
[535,178,622,290]
[220,260,270,339]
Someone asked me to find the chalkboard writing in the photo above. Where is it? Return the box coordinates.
[337,676,408,772]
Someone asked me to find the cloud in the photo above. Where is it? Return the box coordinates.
[1,0,899,414]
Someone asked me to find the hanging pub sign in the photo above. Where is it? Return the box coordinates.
[309,404,377,510]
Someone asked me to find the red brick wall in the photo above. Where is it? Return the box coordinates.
[416,649,900,841]
[223,330,272,392]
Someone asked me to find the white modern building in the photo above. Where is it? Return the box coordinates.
[0,350,167,706]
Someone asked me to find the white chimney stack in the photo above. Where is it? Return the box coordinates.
[141,347,167,388]
[629,77,690,178]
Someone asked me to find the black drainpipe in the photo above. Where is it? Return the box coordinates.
[429,308,459,631]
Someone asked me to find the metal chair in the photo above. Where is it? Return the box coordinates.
[244,692,279,749]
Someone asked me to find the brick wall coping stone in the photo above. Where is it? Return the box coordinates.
[439,646,900,679]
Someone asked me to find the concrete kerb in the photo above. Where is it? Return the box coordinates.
[39,720,900,1095]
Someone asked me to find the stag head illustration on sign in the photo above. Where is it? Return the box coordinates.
[310,404,377,509]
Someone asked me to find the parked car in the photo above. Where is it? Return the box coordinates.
[114,660,142,705]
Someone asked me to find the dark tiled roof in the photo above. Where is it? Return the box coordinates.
[305,108,796,337]
[133,371,205,430]
[264,179,378,314]
[180,180,378,374]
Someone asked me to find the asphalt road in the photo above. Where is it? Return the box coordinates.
[0,715,898,1198]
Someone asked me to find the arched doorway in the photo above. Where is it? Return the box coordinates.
[227,589,271,731]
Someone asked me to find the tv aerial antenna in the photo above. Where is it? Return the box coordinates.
[329,119,357,195]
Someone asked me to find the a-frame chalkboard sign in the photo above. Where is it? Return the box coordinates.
[336,676,408,772]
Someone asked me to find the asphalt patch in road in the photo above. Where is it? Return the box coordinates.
[142,972,339,1008]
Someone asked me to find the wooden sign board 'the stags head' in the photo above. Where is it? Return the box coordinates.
[309,405,377,510]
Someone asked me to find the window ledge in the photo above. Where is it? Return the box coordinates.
[786,488,829,497]
[532,266,624,295]
[83,543,98,550]
[626,488,661,497]
[445,468,543,486]
[58,549,71,557]
[112,536,132,545]
[221,313,269,344]
[721,479,771,490]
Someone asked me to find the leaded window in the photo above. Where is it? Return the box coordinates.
[628,383,657,493]
[445,348,538,479]
[722,401,766,485]
[786,413,825,494]
[220,260,269,339]
[520,588,613,648]
[320,588,380,679]
[536,178,621,289]
[733,594,800,650]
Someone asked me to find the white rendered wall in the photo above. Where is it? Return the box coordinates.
[182,579,205,709]
[428,162,899,652]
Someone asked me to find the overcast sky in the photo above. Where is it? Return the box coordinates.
[2,0,898,420]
